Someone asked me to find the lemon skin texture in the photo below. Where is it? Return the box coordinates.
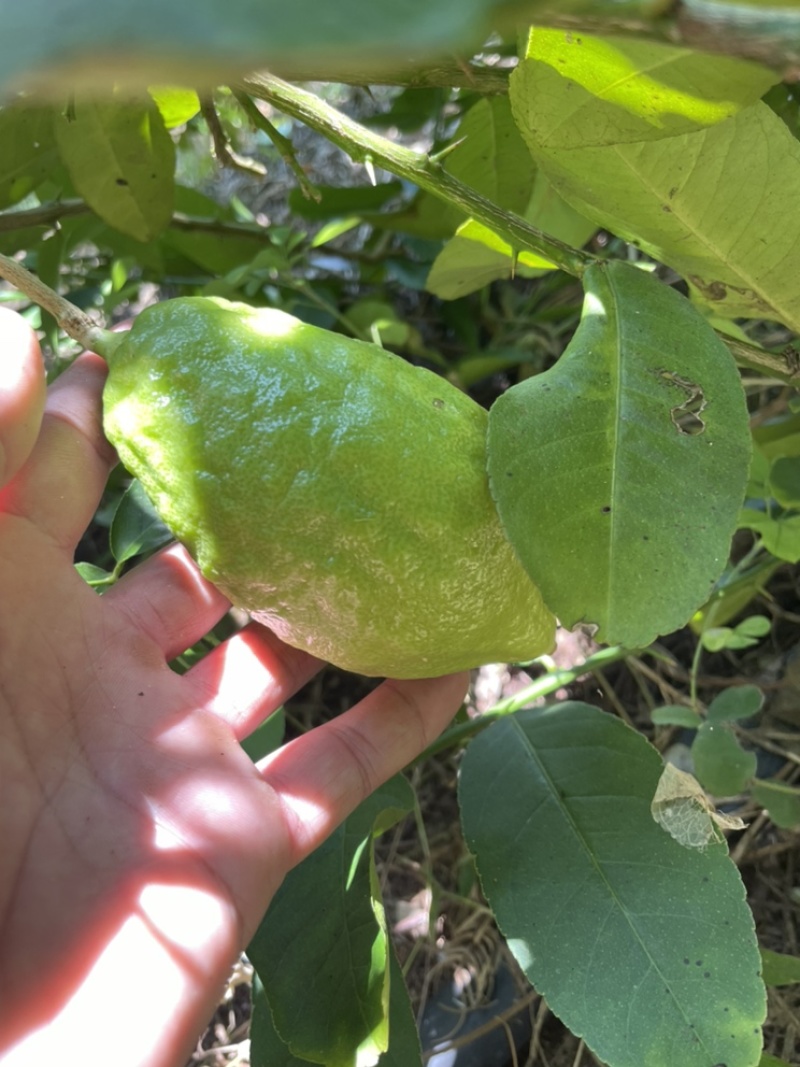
[103,297,555,678]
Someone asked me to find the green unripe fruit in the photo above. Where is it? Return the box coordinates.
[103,297,555,677]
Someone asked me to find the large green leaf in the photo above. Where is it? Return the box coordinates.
[54,97,175,242]
[250,947,422,1067]
[459,702,766,1067]
[487,260,751,647]
[511,33,800,329]
[519,27,775,147]
[247,776,414,1067]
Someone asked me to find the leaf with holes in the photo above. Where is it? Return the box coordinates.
[459,703,765,1067]
[487,260,751,648]
[651,763,745,850]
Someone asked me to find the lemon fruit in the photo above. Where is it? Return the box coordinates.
[102,296,555,677]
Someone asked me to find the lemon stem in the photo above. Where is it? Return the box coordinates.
[0,251,119,359]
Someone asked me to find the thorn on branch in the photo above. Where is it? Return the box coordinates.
[427,136,467,169]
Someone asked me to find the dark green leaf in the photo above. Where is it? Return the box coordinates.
[759,1053,794,1067]
[487,260,751,647]
[288,181,403,220]
[250,974,311,1067]
[651,705,703,729]
[54,96,175,242]
[109,479,172,564]
[750,779,800,829]
[691,722,758,796]
[240,709,285,762]
[250,947,421,1067]
[247,776,414,1067]
[760,948,800,988]
[769,456,800,508]
[459,703,766,1067]
[739,508,800,563]
[707,685,763,724]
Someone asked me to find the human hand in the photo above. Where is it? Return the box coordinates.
[0,309,468,1067]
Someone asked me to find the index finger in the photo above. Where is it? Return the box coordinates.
[0,308,46,489]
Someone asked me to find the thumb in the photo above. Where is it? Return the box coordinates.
[0,308,46,489]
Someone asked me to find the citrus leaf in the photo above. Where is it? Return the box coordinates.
[250,975,310,1067]
[0,104,58,208]
[109,479,172,564]
[239,708,285,762]
[247,776,414,1067]
[690,558,781,634]
[739,508,800,563]
[251,947,421,1067]
[426,220,551,300]
[54,96,174,242]
[74,562,115,588]
[759,1054,795,1067]
[459,703,766,1067]
[750,779,800,829]
[691,722,758,796]
[760,948,800,988]
[288,181,403,220]
[521,27,775,148]
[487,260,751,647]
[147,86,201,128]
[511,36,800,330]
[707,685,763,724]
[651,704,703,729]
[768,456,800,508]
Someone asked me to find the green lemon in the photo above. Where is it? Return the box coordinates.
[103,297,555,677]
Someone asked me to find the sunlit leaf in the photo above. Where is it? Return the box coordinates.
[488,260,751,647]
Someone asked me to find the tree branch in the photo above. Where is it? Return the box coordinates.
[240,73,593,278]
[0,252,116,357]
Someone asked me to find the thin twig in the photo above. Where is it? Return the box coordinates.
[234,92,321,202]
[0,251,114,356]
[200,96,267,177]
[415,644,633,761]
[241,72,593,278]
[0,199,89,232]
